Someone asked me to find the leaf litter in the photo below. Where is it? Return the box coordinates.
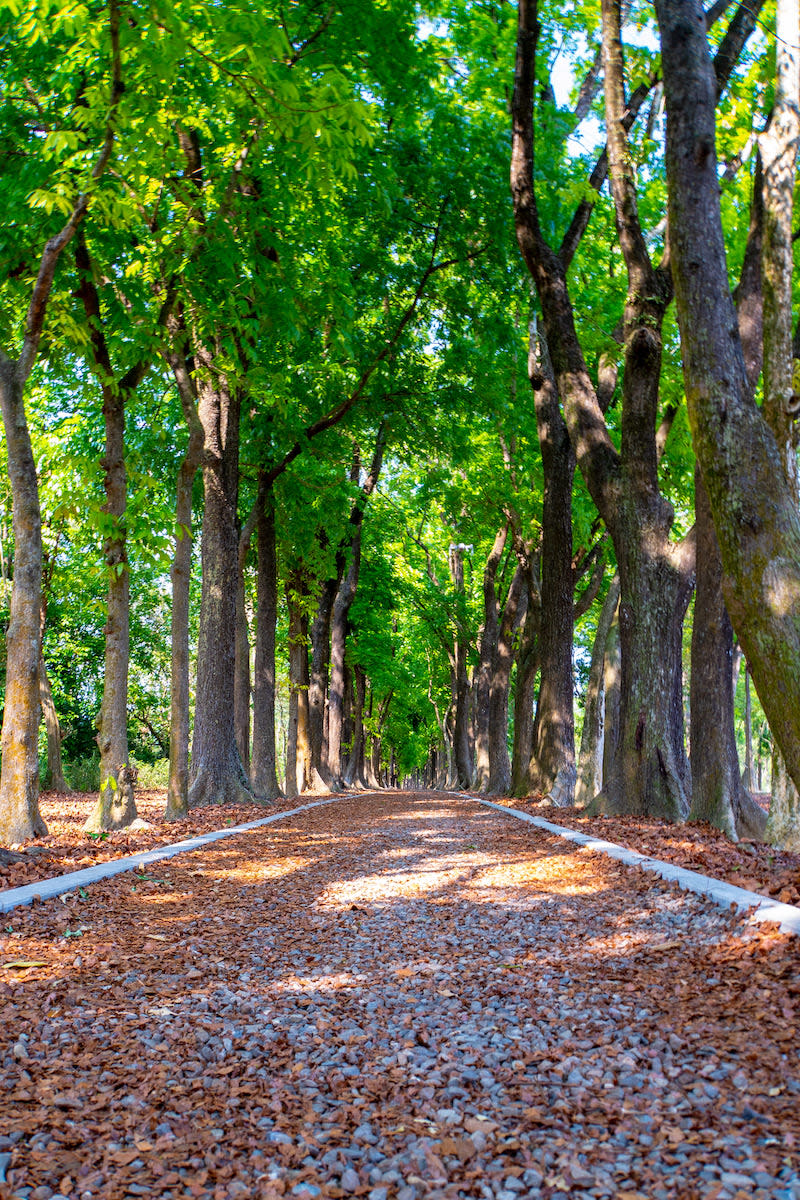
[0,792,798,1200]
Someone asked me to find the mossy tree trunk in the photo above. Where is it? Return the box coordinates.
[657,0,800,805]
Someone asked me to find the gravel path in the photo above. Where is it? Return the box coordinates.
[1,792,798,1200]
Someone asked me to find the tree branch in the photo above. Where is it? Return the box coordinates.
[16,0,123,385]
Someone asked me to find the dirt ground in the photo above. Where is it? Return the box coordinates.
[0,792,798,1200]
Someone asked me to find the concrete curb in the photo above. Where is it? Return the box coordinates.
[471,797,800,937]
[0,796,347,914]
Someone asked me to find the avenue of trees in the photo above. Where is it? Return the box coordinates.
[1,0,800,850]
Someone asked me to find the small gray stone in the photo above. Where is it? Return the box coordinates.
[0,1154,11,1184]
[341,1168,361,1193]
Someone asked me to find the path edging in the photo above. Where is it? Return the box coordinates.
[471,797,800,937]
[0,796,348,914]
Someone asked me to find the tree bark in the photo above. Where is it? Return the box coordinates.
[527,326,576,805]
[251,477,281,800]
[327,424,387,787]
[0,365,46,842]
[84,374,137,833]
[512,0,696,819]
[164,339,204,821]
[343,666,367,786]
[759,0,800,848]
[487,562,526,794]
[74,236,140,834]
[602,603,621,788]
[285,568,312,798]
[690,153,766,840]
[188,362,250,806]
[38,655,70,793]
[574,576,620,808]
[234,555,252,776]
[309,575,339,780]
[690,473,766,839]
[449,542,473,789]
[0,0,122,843]
[511,558,541,796]
[656,0,800,802]
[474,526,508,791]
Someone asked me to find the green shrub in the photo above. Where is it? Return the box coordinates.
[66,752,101,792]
[131,757,170,789]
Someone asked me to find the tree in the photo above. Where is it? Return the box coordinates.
[656,0,800,808]
[0,0,122,842]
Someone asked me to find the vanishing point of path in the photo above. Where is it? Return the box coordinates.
[1,793,798,1200]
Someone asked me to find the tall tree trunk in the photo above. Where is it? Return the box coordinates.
[309,576,339,780]
[327,424,387,786]
[449,542,473,789]
[690,473,766,838]
[512,0,699,820]
[189,364,250,806]
[690,154,767,841]
[343,666,367,786]
[0,365,46,842]
[760,0,800,848]
[39,656,70,793]
[575,576,620,808]
[164,338,204,821]
[474,526,508,791]
[527,327,576,804]
[742,666,753,789]
[657,0,800,802]
[234,560,251,776]
[85,372,137,833]
[488,562,526,794]
[0,4,121,842]
[285,569,312,798]
[328,551,359,790]
[511,561,541,796]
[602,604,621,789]
[251,478,281,800]
[75,236,139,834]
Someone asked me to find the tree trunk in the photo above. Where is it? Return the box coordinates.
[39,655,70,793]
[575,576,620,807]
[759,0,800,848]
[602,604,621,789]
[511,563,541,795]
[512,0,696,820]
[164,341,204,821]
[657,0,800,802]
[188,365,250,806]
[328,550,358,790]
[85,378,137,833]
[742,666,753,789]
[0,368,46,842]
[285,569,312,798]
[327,425,387,786]
[474,526,508,791]
[309,576,338,780]
[251,478,281,800]
[449,542,473,789]
[527,327,577,805]
[343,666,367,786]
[488,563,526,795]
[234,562,251,776]
[690,472,766,839]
